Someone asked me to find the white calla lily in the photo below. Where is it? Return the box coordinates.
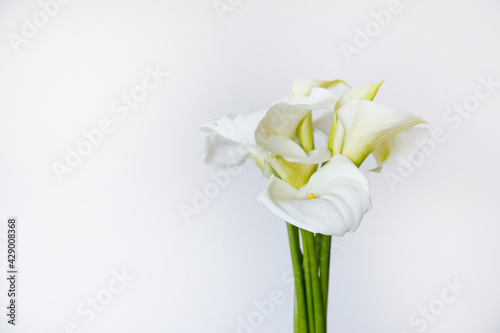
[258,154,372,236]
[202,87,337,177]
[334,100,427,166]
[201,77,429,332]
[371,127,430,172]
[311,82,428,170]
[255,88,337,184]
[201,109,267,145]
[314,111,429,171]
[334,81,383,111]
[327,81,384,150]
[202,134,249,167]
[255,88,335,159]
[256,87,336,139]
[201,108,267,168]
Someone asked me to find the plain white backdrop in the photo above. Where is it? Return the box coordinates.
[1,0,499,332]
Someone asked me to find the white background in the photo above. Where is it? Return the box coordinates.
[1,0,499,332]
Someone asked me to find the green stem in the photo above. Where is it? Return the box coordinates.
[315,234,323,273]
[301,231,315,333]
[319,235,332,317]
[303,230,325,333]
[287,223,308,333]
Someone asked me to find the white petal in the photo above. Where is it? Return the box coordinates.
[203,134,249,168]
[258,154,372,236]
[201,109,267,145]
[255,129,332,164]
[337,100,427,165]
[313,111,334,140]
[258,88,336,139]
[335,81,384,111]
[332,102,358,154]
[247,147,275,177]
[256,134,308,159]
[371,127,430,172]
[300,154,370,195]
[328,81,384,152]
[284,147,332,164]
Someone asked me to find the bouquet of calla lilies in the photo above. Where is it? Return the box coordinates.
[201,79,428,332]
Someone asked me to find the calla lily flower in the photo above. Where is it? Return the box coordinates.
[327,81,384,150]
[201,87,338,182]
[333,99,427,166]
[254,88,337,186]
[258,154,372,236]
[200,108,267,168]
[255,88,335,156]
[306,81,428,170]
[201,77,429,332]
[314,111,430,172]
[371,127,430,172]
